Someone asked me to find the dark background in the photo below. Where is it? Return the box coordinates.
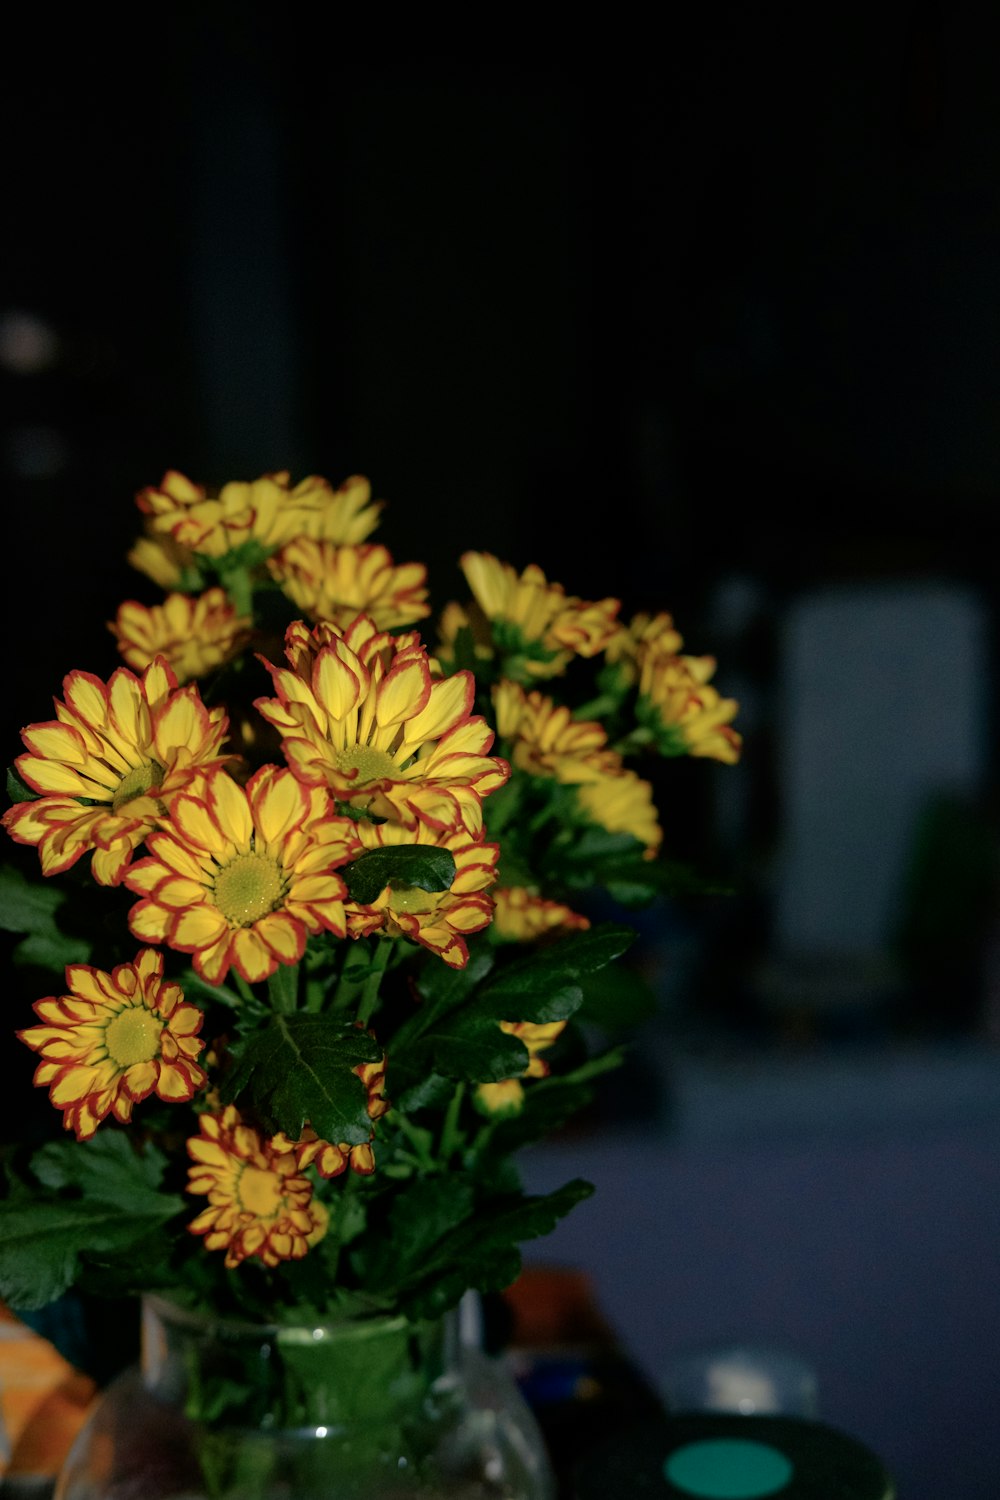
[6,3,1000,1035]
[4,9,1000,1494]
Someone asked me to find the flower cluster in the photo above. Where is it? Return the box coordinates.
[0,466,739,1327]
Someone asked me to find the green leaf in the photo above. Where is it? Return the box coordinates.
[0,863,67,935]
[398,1179,594,1317]
[221,1016,382,1142]
[576,964,659,1030]
[471,982,584,1025]
[6,768,39,804]
[177,968,248,1011]
[0,862,92,970]
[394,1071,456,1114]
[397,1025,529,1089]
[479,923,634,1006]
[0,1134,184,1311]
[341,847,457,906]
[364,1176,476,1289]
[12,930,91,970]
[30,1131,171,1203]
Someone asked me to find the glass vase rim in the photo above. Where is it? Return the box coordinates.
[142,1290,429,1344]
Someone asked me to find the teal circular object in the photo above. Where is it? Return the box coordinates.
[664,1437,794,1498]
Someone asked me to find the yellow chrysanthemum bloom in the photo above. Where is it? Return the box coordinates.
[124,765,361,986]
[602,611,685,687]
[575,767,662,856]
[267,539,430,631]
[344,821,499,968]
[503,1018,567,1078]
[435,600,494,670]
[273,1056,389,1179]
[474,1078,526,1118]
[136,470,382,561]
[492,681,618,784]
[2,659,231,886]
[459,552,621,679]
[491,886,590,942]
[108,589,252,683]
[474,1019,568,1117]
[186,1106,328,1269]
[127,528,199,590]
[637,651,741,765]
[17,948,207,1141]
[255,614,509,833]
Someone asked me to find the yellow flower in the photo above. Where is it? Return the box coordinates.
[603,611,685,686]
[459,552,621,679]
[345,821,499,968]
[575,767,662,855]
[492,681,618,784]
[108,589,252,683]
[127,529,199,590]
[267,539,430,631]
[2,659,231,885]
[502,1019,567,1078]
[637,651,741,764]
[491,887,590,942]
[474,1078,526,1117]
[123,765,361,986]
[17,948,206,1140]
[186,1106,328,1268]
[273,1056,389,1178]
[435,600,494,670]
[135,470,382,561]
[473,1019,567,1118]
[255,615,509,833]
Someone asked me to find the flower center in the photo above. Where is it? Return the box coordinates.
[237,1165,285,1220]
[332,743,398,788]
[214,853,285,927]
[104,1006,162,1068]
[112,758,164,812]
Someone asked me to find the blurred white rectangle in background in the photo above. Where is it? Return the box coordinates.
[762,579,991,1014]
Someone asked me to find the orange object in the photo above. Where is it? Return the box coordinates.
[0,1302,98,1482]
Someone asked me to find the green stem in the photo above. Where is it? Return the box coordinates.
[613,726,655,756]
[573,692,623,720]
[438,1083,466,1162]
[392,1115,437,1172]
[233,973,257,1006]
[533,1045,628,1091]
[356,939,392,1026]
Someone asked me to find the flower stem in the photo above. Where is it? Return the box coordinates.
[438,1083,466,1162]
[356,940,392,1026]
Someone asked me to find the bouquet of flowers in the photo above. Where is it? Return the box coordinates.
[0,467,739,1485]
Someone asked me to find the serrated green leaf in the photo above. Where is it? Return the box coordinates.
[0,1135,184,1311]
[394,1072,456,1114]
[0,863,92,970]
[14,930,90,970]
[30,1130,170,1203]
[396,1179,594,1316]
[479,923,634,1005]
[0,863,66,933]
[472,982,584,1025]
[365,1176,476,1289]
[221,1016,382,1142]
[5,768,39,804]
[341,847,456,906]
[402,1024,529,1087]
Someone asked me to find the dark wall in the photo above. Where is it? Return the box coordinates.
[4,6,1000,1029]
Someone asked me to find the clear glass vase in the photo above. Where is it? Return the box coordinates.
[55,1294,555,1500]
